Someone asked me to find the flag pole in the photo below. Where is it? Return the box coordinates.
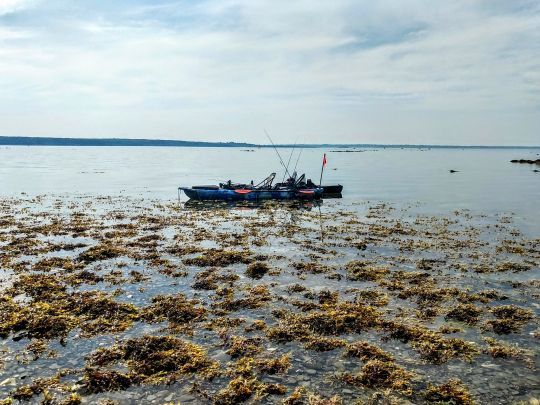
[319,153,326,187]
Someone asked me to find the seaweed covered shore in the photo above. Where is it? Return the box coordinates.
[0,195,538,404]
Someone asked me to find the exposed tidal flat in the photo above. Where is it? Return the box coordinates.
[0,194,538,404]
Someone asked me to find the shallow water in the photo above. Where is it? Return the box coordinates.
[1,145,539,218]
[0,146,539,404]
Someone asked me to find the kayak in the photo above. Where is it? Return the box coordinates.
[179,186,323,201]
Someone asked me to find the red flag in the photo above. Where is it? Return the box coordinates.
[322,153,327,167]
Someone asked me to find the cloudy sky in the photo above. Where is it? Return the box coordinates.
[0,0,539,145]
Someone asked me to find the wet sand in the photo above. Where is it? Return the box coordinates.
[0,195,538,404]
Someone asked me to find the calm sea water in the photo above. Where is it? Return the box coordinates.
[1,145,539,230]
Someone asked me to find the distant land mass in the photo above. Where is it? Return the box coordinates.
[0,136,538,149]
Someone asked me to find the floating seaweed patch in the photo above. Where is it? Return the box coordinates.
[33,256,82,272]
[183,249,252,267]
[292,261,331,274]
[225,336,263,358]
[383,321,479,364]
[282,387,342,405]
[214,376,286,404]
[85,335,218,391]
[245,261,270,279]
[77,242,125,263]
[303,337,346,352]
[344,340,394,362]
[345,261,388,281]
[445,303,483,325]
[141,293,206,325]
[341,359,414,395]
[422,378,474,405]
[484,305,534,334]
[483,337,534,367]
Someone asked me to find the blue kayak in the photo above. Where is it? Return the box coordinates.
[179,186,323,201]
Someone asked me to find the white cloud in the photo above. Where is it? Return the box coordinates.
[0,0,34,15]
[0,0,539,144]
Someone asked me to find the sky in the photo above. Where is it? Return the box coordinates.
[0,0,539,145]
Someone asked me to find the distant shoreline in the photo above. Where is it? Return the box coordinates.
[0,136,538,149]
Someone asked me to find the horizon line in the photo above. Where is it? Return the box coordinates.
[0,135,539,149]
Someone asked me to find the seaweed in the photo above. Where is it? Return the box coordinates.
[292,262,330,274]
[484,305,534,334]
[246,261,270,279]
[59,393,82,405]
[85,335,218,389]
[11,273,66,300]
[344,340,393,362]
[33,257,82,272]
[355,290,389,307]
[225,336,263,358]
[65,270,104,286]
[214,376,286,404]
[78,242,125,263]
[383,321,479,364]
[256,354,291,374]
[141,293,206,325]
[282,387,342,405]
[303,337,346,352]
[445,303,483,325]
[483,337,533,367]
[83,368,134,393]
[318,290,339,305]
[342,359,413,395]
[423,378,474,405]
[346,261,388,281]
[184,249,252,267]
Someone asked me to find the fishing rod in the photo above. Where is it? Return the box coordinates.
[293,147,304,174]
[282,137,298,182]
[265,130,292,180]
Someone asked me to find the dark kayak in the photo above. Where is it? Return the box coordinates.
[321,184,343,194]
[180,186,323,201]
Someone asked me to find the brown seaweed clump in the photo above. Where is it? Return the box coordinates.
[483,337,533,367]
[184,249,252,267]
[344,341,394,362]
[33,256,82,272]
[445,303,483,325]
[11,375,66,402]
[84,335,218,392]
[78,242,125,263]
[345,261,388,281]
[342,359,413,395]
[256,354,291,374]
[225,336,263,358]
[83,369,133,393]
[141,293,206,325]
[485,305,534,334]
[355,290,389,307]
[214,376,286,405]
[245,261,270,279]
[422,378,474,405]
[303,337,346,352]
[282,387,342,405]
[292,262,331,275]
[383,321,479,364]
[65,291,139,336]
[192,267,239,290]
[267,303,382,343]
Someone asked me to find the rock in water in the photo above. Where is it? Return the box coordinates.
[510,159,540,164]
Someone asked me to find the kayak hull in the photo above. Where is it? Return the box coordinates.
[180,187,323,201]
[322,184,343,194]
